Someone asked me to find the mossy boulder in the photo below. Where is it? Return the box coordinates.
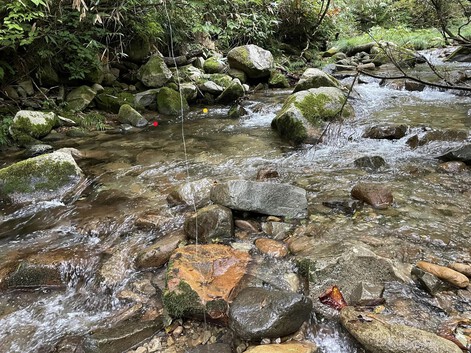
[269,71,290,88]
[216,79,245,104]
[179,83,198,101]
[0,149,84,204]
[293,68,340,93]
[227,45,274,79]
[208,73,233,88]
[156,87,189,115]
[271,87,353,144]
[95,89,135,113]
[203,57,226,74]
[118,104,148,127]
[66,85,97,112]
[228,68,247,83]
[9,110,58,144]
[163,244,251,322]
[138,53,173,88]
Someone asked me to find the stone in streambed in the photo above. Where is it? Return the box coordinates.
[118,104,148,127]
[245,342,318,353]
[135,231,186,269]
[0,149,84,204]
[438,144,471,164]
[449,262,471,277]
[255,238,289,258]
[156,87,189,116]
[163,244,251,322]
[293,68,340,93]
[351,182,393,209]
[416,261,469,288]
[363,125,407,140]
[227,45,274,79]
[9,110,58,144]
[66,85,96,112]
[187,343,233,353]
[184,204,234,243]
[354,155,386,171]
[138,53,173,88]
[229,287,312,340]
[340,306,462,353]
[210,180,308,219]
[167,178,214,209]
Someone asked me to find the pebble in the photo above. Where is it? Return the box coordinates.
[172,326,183,336]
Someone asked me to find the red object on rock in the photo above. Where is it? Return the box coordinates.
[153,121,159,127]
[319,285,348,311]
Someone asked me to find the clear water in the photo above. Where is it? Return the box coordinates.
[1,61,471,352]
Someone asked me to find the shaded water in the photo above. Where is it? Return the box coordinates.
[1,59,471,352]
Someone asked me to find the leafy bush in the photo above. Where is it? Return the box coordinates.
[0,116,13,147]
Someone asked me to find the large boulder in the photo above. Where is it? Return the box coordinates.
[66,85,96,112]
[9,110,57,143]
[138,53,173,88]
[184,204,234,243]
[163,244,251,322]
[203,56,227,74]
[271,87,353,144]
[227,45,274,79]
[229,287,312,340]
[210,180,308,219]
[293,68,340,93]
[340,306,462,353]
[156,87,189,115]
[118,104,148,127]
[0,149,84,204]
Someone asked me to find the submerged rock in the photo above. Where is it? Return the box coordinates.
[363,125,407,140]
[163,244,251,322]
[271,87,352,145]
[340,306,462,353]
[187,343,233,353]
[227,45,274,79]
[210,180,308,219]
[437,161,467,173]
[254,238,289,258]
[354,155,386,171]
[293,68,340,93]
[229,287,312,340]
[184,204,234,243]
[351,182,393,209]
[0,150,84,204]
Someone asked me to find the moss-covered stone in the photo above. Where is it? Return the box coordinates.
[0,150,84,203]
[10,111,57,143]
[216,79,245,104]
[227,45,274,79]
[269,71,290,88]
[293,68,340,93]
[228,68,247,83]
[272,87,352,144]
[208,74,233,88]
[66,85,97,112]
[95,89,135,113]
[203,57,226,74]
[138,53,173,88]
[118,104,148,127]
[163,280,205,318]
[156,87,189,115]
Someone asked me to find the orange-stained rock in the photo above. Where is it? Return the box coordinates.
[163,244,251,322]
[255,238,289,258]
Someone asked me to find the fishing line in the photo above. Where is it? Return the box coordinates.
[163,0,207,326]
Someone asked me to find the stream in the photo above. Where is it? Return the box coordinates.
[1,55,471,352]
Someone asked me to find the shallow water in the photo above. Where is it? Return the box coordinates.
[1,60,471,352]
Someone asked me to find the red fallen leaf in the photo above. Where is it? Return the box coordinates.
[319,285,348,311]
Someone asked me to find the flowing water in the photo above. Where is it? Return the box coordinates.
[1,57,471,352]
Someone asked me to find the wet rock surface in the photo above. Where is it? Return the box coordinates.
[210,180,308,219]
[351,182,393,209]
[363,125,407,140]
[229,287,312,340]
[184,204,234,243]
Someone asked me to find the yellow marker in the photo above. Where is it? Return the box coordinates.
[202,108,208,113]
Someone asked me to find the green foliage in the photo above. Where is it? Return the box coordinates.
[0,116,13,147]
[78,112,107,131]
[334,26,445,52]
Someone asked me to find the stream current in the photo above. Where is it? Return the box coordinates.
[1,58,471,352]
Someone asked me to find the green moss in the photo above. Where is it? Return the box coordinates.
[163,281,205,318]
[272,108,307,145]
[0,158,78,195]
[296,258,317,283]
[269,71,290,88]
[157,87,189,115]
[209,74,233,88]
[203,57,224,74]
[294,93,341,126]
[12,114,57,139]
[95,89,135,113]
